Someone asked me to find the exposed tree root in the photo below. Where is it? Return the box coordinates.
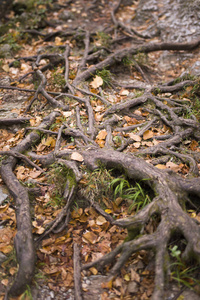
[81,148,200,299]
[0,112,60,296]
[1,3,200,299]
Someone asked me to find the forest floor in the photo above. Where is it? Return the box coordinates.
[0,0,200,299]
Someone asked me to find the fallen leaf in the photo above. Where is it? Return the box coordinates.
[104,209,113,214]
[95,113,104,122]
[62,111,73,118]
[166,161,181,172]
[143,130,154,140]
[1,279,9,286]
[83,231,98,244]
[119,88,129,96]
[89,267,98,275]
[71,208,83,218]
[101,278,113,289]
[133,142,141,148]
[29,170,42,179]
[43,136,56,147]
[55,36,63,46]
[124,274,130,281]
[71,152,84,162]
[155,164,167,169]
[96,139,105,148]
[2,64,9,72]
[96,215,107,225]
[129,133,142,142]
[96,129,107,140]
[130,269,140,282]
[134,109,142,116]
[90,75,103,89]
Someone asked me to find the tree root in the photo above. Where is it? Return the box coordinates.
[0,112,60,296]
[81,148,200,299]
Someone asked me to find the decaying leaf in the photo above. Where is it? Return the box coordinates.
[90,75,103,89]
[71,152,84,162]
[129,133,142,142]
[96,215,107,225]
[83,231,98,244]
[166,161,181,172]
[96,129,107,140]
[143,130,154,140]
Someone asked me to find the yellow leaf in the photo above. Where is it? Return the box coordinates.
[124,274,130,281]
[89,267,98,275]
[71,152,84,162]
[90,75,103,89]
[105,209,113,214]
[143,130,154,140]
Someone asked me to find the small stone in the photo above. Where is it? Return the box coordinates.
[82,283,88,289]
[50,291,54,298]
[85,279,90,285]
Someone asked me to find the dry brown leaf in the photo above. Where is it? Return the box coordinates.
[133,142,141,148]
[155,164,167,169]
[166,161,181,172]
[2,64,9,72]
[101,278,113,289]
[96,129,107,140]
[29,170,42,179]
[83,231,98,244]
[71,208,83,218]
[129,133,142,142]
[134,109,142,116]
[55,36,63,46]
[130,269,140,282]
[96,215,107,225]
[119,88,129,96]
[95,113,104,122]
[71,152,84,162]
[1,279,9,286]
[42,136,56,147]
[90,75,103,89]
[143,130,154,140]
